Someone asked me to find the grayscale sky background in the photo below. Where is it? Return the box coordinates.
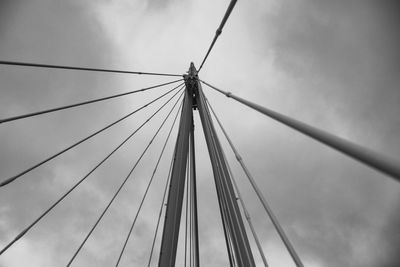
[1,0,400,266]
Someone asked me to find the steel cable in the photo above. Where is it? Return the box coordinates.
[0,87,183,256]
[204,91,304,267]
[198,0,237,72]
[0,60,182,77]
[146,143,176,267]
[66,91,184,266]
[0,83,183,187]
[0,79,182,124]
[207,98,269,266]
[202,79,400,183]
[115,97,183,267]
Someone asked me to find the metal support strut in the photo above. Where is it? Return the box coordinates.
[190,121,200,267]
[159,63,257,267]
[158,86,193,267]
[192,63,256,266]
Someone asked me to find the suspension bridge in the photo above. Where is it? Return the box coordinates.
[1,1,400,266]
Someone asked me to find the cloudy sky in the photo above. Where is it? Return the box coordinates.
[1,0,400,266]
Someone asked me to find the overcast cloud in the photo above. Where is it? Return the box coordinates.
[1,0,400,266]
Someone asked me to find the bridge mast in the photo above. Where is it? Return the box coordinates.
[158,68,193,267]
[159,63,255,266]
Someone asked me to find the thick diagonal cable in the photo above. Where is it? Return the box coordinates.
[0,87,183,256]
[115,98,183,267]
[202,80,400,183]
[198,0,237,72]
[206,97,303,267]
[66,91,184,267]
[0,60,182,77]
[0,83,183,187]
[0,79,182,124]
[147,140,176,267]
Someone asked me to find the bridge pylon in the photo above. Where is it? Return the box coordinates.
[158,63,255,267]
